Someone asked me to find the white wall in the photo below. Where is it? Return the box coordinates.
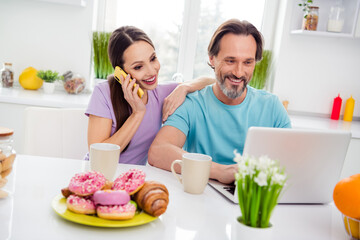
[272,0,360,118]
[0,0,94,85]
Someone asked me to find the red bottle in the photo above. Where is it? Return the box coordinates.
[331,94,342,120]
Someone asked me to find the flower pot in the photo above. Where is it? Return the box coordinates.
[232,217,273,240]
[43,82,55,94]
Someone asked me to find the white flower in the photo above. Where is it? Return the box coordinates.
[233,149,242,163]
[254,171,268,186]
[271,173,286,186]
[258,155,272,172]
[247,157,257,177]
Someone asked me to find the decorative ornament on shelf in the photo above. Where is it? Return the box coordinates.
[19,67,43,90]
[1,63,14,88]
[327,0,345,33]
[299,0,319,31]
[62,71,86,94]
[92,31,114,83]
[37,70,61,94]
[234,151,286,229]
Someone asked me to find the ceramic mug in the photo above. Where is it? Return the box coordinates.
[171,153,212,194]
[89,143,120,181]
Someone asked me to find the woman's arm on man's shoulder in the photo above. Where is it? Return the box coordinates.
[162,76,215,122]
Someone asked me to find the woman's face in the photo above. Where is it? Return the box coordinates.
[122,40,160,91]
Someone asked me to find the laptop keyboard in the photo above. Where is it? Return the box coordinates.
[224,185,235,195]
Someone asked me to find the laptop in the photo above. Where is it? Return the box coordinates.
[208,127,351,204]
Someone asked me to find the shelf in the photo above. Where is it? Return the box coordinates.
[36,0,86,7]
[290,0,360,38]
[291,29,354,38]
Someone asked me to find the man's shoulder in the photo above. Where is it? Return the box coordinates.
[248,86,278,101]
[186,85,212,100]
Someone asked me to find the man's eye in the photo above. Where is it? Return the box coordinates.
[226,60,234,64]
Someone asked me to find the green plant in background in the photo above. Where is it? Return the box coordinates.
[249,50,272,90]
[37,70,61,83]
[92,31,114,79]
[298,0,313,18]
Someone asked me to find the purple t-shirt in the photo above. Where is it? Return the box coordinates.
[85,81,177,165]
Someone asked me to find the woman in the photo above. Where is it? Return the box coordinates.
[86,26,213,165]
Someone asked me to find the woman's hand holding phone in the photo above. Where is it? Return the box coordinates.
[114,66,144,98]
[120,73,146,114]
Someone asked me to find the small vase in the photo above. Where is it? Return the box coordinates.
[43,82,55,94]
[232,217,273,240]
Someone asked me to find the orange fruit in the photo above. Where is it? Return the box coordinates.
[333,174,360,219]
[343,215,360,239]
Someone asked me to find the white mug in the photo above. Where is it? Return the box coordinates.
[89,143,120,181]
[171,153,212,194]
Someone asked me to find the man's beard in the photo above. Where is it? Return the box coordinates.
[218,74,249,99]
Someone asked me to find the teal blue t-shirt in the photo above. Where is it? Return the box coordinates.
[163,85,291,165]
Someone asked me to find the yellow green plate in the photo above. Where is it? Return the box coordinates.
[51,194,157,227]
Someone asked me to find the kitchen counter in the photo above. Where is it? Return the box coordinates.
[0,85,91,108]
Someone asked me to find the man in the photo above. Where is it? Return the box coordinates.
[148,19,291,184]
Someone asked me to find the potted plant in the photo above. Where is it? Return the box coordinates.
[37,70,61,94]
[249,50,271,90]
[92,31,114,82]
[233,151,286,231]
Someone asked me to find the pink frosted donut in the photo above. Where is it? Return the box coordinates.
[97,202,136,220]
[112,169,146,195]
[66,194,96,215]
[68,171,106,196]
[93,190,130,206]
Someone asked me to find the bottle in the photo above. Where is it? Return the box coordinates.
[303,6,319,31]
[343,96,355,122]
[0,127,16,194]
[327,0,345,33]
[331,94,342,120]
[1,63,14,88]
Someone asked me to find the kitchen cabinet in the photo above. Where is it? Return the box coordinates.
[290,0,360,38]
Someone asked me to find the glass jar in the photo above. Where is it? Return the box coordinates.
[1,63,14,88]
[302,6,319,31]
[0,127,16,180]
[62,71,86,94]
[327,0,345,32]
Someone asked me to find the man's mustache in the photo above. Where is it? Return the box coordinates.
[224,75,247,82]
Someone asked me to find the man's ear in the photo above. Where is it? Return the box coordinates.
[209,55,214,66]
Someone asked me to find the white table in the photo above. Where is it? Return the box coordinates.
[0,155,349,240]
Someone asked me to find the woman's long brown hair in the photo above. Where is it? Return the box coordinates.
[107,26,155,152]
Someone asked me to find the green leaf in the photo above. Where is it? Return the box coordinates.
[92,31,114,79]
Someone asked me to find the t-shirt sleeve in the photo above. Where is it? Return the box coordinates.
[85,83,112,119]
[272,96,292,128]
[163,96,192,137]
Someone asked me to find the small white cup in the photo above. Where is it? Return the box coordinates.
[171,153,212,194]
[89,143,120,181]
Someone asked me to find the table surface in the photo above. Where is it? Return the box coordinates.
[0,155,350,240]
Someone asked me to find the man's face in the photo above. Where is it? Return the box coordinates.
[210,33,257,100]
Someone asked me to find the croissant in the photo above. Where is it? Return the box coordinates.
[133,181,169,217]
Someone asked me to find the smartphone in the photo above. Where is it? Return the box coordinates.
[114,66,144,98]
